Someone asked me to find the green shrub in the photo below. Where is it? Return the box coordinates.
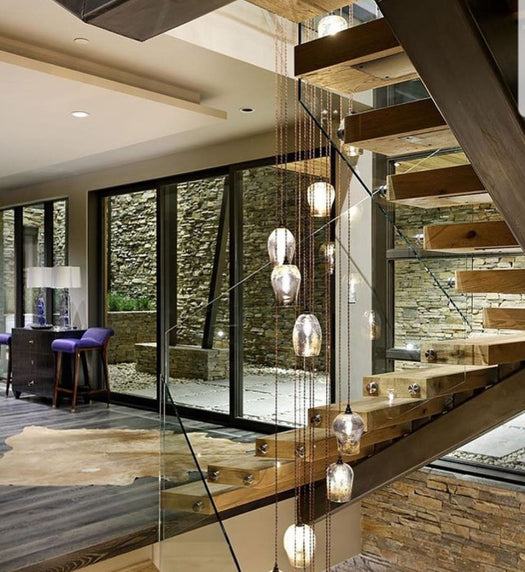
[108,292,152,312]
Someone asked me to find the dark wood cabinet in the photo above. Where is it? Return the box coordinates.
[11,328,85,399]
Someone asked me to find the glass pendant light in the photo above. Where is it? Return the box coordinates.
[268,565,284,572]
[318,14,347,37]
[307,182,335,217]
[333,404,365,454]
[293,312,322,357]
[271,261,301,305]
[363,309,381,341]
[268,227,296,265]
[327,457,354,503]
[283,523,316,568]
[320,242,335,274]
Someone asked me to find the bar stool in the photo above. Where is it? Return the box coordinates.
[52,327,114,412]
[0,333,12,397]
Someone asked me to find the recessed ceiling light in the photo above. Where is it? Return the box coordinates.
[240,107,254,114]
[74,37,89,45]
[71,111,90,118]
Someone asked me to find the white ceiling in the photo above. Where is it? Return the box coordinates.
[0,0,287,191]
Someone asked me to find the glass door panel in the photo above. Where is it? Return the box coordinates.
[0,210,15,382]
[22,204,46,326]
[166,175,230,415]
[104,189,158,399]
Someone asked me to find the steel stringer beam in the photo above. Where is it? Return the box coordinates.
[377,0,525,251]
[349,366,525,503]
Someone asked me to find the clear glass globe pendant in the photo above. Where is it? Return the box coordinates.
[327,457,354,503]
[293,312,322,357]
[333,403,365,454]
[271,261,301,306]
[306,182,335,217]
[283,523,316,568]
[268,227,296,265]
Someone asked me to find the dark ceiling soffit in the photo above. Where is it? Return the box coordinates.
[52,0,235,41]
[377,0,525,252]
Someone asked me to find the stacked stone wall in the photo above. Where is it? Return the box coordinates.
[357,468,525,571]
[394,202,525,349]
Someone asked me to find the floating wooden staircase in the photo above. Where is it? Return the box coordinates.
[163,354,525,516]
[164,8,525,521]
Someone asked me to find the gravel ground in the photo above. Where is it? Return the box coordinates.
[445,448,525,472]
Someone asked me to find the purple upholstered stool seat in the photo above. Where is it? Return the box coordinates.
[0,333,12,397]
[0,333,12,346]
[52,327,114,413]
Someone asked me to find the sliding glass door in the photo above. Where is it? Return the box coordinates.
[102,189,158,399]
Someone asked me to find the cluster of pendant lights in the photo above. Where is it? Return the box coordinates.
[268,177,365,568]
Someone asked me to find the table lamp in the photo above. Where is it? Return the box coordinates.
[25,266,54,325]
[53,266,81,327]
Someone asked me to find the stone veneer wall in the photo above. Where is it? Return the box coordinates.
[108,190,157,306]
[394,202,525,349]
[358,468,525,571]
[106,311,156,363]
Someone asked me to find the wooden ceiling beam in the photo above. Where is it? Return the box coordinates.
[377,0,525,251]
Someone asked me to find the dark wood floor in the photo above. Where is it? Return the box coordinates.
[0,393,259,572]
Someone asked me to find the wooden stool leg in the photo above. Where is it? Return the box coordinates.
[80,352,89,388]
[52,352,63,408]
[5,343,11,397]
[102,347,111,407]
[71,349,81,413]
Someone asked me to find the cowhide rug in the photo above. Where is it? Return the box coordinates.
[0,425,251,487]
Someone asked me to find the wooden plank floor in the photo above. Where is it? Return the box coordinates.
[0,394,258,572]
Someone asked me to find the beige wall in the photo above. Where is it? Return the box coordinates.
[0,131,275,327]
[155,496,361,571]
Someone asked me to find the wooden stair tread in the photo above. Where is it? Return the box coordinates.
[484,308,525,330]
[295,18,417,94]
[363,364,497,399]
[421,334,525,365]
[455,269,525,293]
[308,396,446,431]
[423,220,521,253]
[164,451,372,514]
[343,99,458,156]
[248,0,356,22]
[386,163,491,208]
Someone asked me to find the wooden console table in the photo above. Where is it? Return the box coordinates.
[11,327,85,399]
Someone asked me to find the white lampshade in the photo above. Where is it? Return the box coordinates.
[25,266,54,288]
[53,266,81,289]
